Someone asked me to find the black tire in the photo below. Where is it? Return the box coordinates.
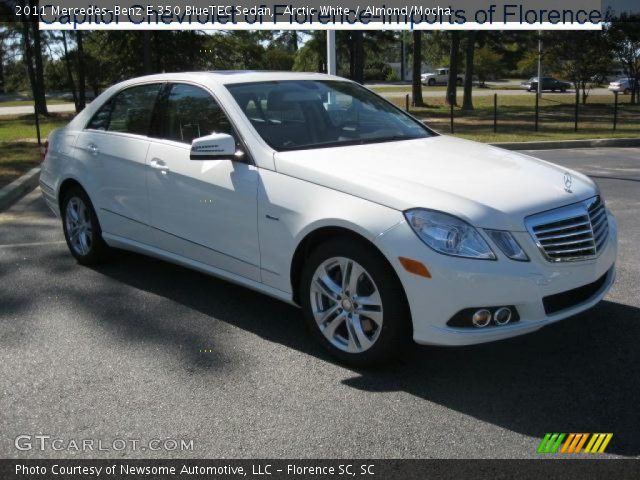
[560,87,567,93]
[300,237,411,367]
[456,78,463,87]
[61,186,109,265]
[427,78,435,86]
[624,88,630,95]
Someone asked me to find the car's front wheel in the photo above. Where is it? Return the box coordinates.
[61,187,109,265]
[427,78,436,86]
[300,238,410,367]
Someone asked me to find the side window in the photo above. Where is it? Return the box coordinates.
[160,84,233,144]
[86,83,162,135]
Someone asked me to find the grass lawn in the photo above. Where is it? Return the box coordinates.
[0,113,73,186]
[0,141,41,188]
[391,94,640,143]
[369,85,448,93]
[0,112,72,143]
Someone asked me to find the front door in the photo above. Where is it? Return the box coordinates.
[145,83,260,281]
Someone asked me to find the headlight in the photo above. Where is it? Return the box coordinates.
[485,230,529,261]
[404,209,496,260]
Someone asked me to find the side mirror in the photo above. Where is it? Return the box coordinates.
[190,133,236,160]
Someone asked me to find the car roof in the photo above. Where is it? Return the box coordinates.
[117,70,348,86]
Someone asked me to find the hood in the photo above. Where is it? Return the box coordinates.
[273,136,597,231]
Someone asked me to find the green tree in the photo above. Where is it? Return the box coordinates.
[516,50,538,78]
[422,32,449,70]
[607,13,640,104]
[264,49,295,71]
[545,31,612,104]
[474,46,504,87]
[293,32,325,72]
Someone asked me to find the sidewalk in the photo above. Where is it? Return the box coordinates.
[0,103,76,117]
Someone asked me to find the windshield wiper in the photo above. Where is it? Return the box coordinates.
[278,135,422,152]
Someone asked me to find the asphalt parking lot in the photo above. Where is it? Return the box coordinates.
[1,148,639,459]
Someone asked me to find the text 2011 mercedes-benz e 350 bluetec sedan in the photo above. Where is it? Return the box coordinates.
[40,72,617,366]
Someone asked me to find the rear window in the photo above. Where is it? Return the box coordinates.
[86,83,163,136]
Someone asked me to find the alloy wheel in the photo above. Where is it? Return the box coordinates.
[65,196,93,256]
[309,256,383,353]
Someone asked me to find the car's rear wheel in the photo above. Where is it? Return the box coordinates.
[61,187,109,265]
[300,238,410,367]
[456,78,463,86]
[624,88,630,95]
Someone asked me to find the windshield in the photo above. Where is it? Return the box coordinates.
[226,80,435,152]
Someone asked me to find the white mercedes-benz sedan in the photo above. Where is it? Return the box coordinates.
[40,71,617,366]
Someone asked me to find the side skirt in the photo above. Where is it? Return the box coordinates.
[102,233,297,307]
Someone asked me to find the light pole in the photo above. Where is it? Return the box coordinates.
[326,30,336,76]
[535,31,542,131]
[537,31,542,99]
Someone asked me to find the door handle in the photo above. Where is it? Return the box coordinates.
[88,143,99,155]
[150,159,170,175]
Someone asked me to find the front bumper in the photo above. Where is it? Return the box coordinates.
[375,212,618,346]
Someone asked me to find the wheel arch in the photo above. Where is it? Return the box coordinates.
[289,226,409,315]
[57,177,86,212]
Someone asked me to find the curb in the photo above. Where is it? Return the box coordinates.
[491,138,640,151]
[0,167,41,212]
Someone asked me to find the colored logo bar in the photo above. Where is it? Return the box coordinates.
[537,433,613,454]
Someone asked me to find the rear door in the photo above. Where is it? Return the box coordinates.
[75,83,164,244]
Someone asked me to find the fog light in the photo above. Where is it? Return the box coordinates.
[494,307,512,325]
[472,309,492,328]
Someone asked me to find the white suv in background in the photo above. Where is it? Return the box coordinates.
[40,72,617,366]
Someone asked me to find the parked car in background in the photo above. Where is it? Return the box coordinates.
[40,71,617,366]
[591,71,626,84]
[608,78,637,95]
[421,68,464,86]
[521,77,571,92]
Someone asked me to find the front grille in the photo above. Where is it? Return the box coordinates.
[525,196,609,262]
[542,269,610,315]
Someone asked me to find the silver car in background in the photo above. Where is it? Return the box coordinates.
[608,78,636,95]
